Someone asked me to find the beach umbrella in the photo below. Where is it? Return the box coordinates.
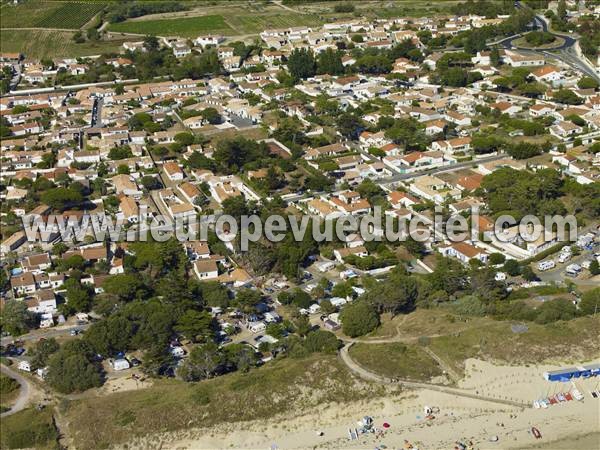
[383,422,390,429]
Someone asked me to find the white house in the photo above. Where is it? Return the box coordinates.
[193,259,219,281]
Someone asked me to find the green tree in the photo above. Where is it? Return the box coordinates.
[553,88,583,105]
[589,260,600,276]
[577,77,599,90]
[46,341,102,393]
[200,107,221,124]
[317,48,344,75]
[224,343,258,372]
[339,301,379,337]
[175,309,215,342]
[175,132,195,146]
[178,342,224,381]
[0,300,32,336]
[140,175,161,190]
[101,274,144,301]
[557,0,567,22]
[65,279,94,312]
[503,259,521,276]
[488,253,506,265]
[304,329,340,353]
[578,288,599,315]
[41,187,83,210]
[287,48,316,81]
[29,338,60,369]
[535,298,576,324]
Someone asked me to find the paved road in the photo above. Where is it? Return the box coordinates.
[8,63,21,91]
[339,343,529,409]
[380,154,506,185]
[0,363,31,417]
[91,97,103,128]
[1,323,91,347]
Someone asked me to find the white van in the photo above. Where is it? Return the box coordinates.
[558,252,571,263]
[538,260,556,271]
[317,261,335,273]
[248,321,266,333]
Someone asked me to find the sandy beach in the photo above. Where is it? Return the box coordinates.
[122,358,600,450]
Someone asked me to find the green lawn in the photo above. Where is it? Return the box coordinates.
[349,342,443,381]
[108,14,234,37]
[0,1,105,29]
[63,355,386,448]
[0,29,129,59]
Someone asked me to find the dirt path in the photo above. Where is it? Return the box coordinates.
[272,0,308,14]
[421,346,461,383]
[1,363,32,417]
[339,343,529,409]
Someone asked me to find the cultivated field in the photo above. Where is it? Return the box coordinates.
[0,1,106,30]
[226,13,323,34]
[0,29,128,59]
[107,14,234,37]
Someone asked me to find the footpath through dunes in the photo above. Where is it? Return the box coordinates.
[338,343,531,409]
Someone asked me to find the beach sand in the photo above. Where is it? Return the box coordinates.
[123,358,600,450]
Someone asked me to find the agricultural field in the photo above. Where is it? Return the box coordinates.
[0,1,106,30]
[225,13,324,34]
[107,14,234,37]
[0,29,128,59]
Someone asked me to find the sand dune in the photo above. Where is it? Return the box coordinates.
[123,358,600,450]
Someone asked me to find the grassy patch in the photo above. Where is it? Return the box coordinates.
[108,14,234,37]
[63,355,385,448]
[0,1,105,29]
[0,408,59,450]
[349,342,443,381]
[428,316,600,376]
[225,13,323,34]
[0,29,129,59]
[0,373,20,412]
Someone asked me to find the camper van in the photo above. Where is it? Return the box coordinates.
[111,358,130,371]
[247,321,266,333]
[565,264,581,277]
[317,261,335,273]
[558,252,571,264]
[538,260,556,271]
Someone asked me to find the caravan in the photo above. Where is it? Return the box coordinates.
[538,260,556,271]
[565,264,581,277]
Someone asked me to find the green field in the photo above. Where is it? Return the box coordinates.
[225,13,324,34]
[0,29,128,59]
[0,1,106,30]
[349,342,443,381]
[108,14,234,37]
